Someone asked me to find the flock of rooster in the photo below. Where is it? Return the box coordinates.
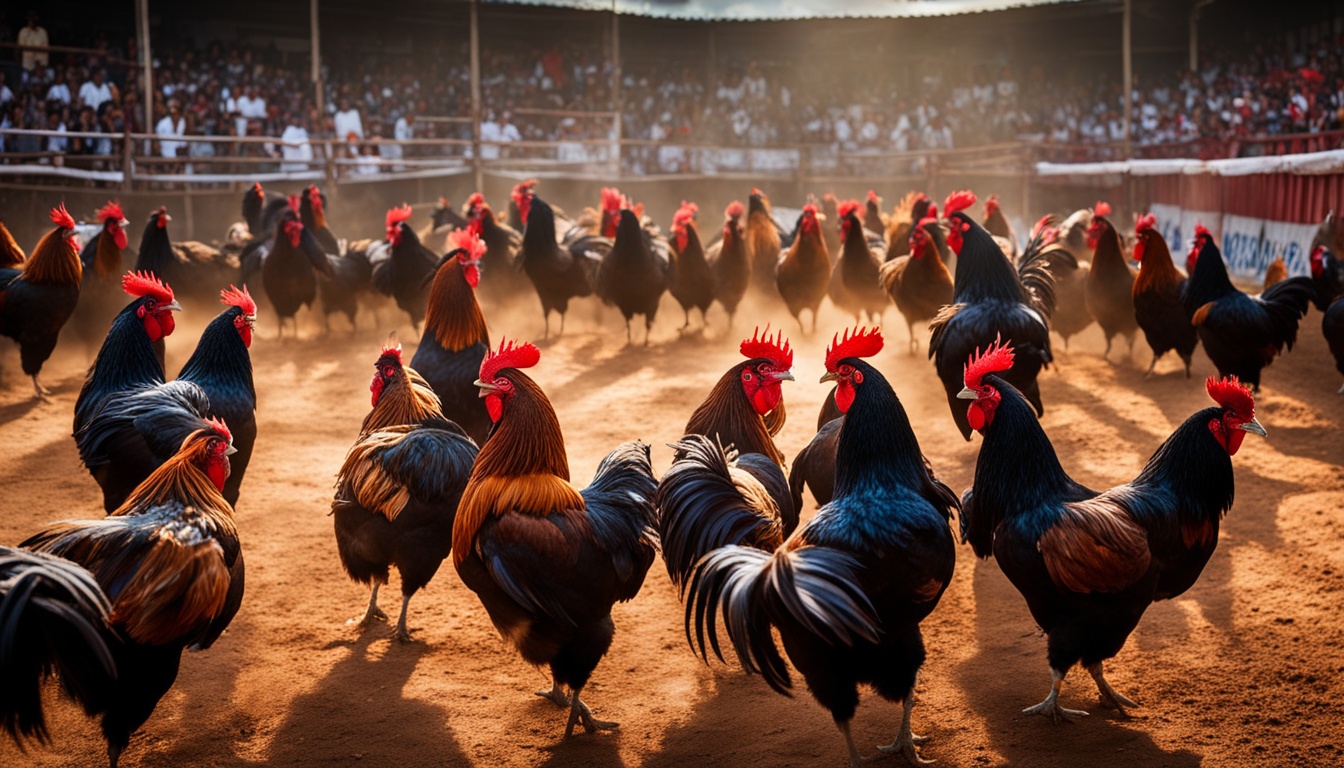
[0,177,1342,767]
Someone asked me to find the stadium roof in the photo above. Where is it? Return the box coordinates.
[484,0,1092,22]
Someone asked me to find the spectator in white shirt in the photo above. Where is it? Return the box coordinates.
[78,69,113,112]
[479,110,501,159]
[333,96,363,143]
[44,71,70,105]
[156,100,187,159]
[17,12,47,72]
[44,111,67,154]
[499,111,521,142]
[279,113,313,172]
[237,86,266,136]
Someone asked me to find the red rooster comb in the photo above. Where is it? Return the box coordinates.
[740,325,793,369]
[96,200,125,223]
[49,203,75,230]
[822,192,836,204]
[963,335,1015,389]
[725,201,745,219]
[943,190,976,218]
[307,185,322,202]
[122,270,175,303]
[220,284,256,316]
[1135,213,1157,235]
[479,337,540,382]
[511,178,538,204]
[1094,201,1112,218]
[1194,223,1212,240]
[286,195,301,214]
[866,189,880,204]
[446,228,487,260]
[1031,214,1056,238]
[465,192,485,210]
[437,196,450,208]
[378,335,404,365]
[601,187,624,213]
[751,187,765,198]
[205,416,233,444]
[837,199,862,220]
[1206,376,1255,421]
[253,182,265,199]
[926,204,938,219]
[672,201,698,233]
[825,326,883,371]
[385,204,413,230]
[985,195,1000,216]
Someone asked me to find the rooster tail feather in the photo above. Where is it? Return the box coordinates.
[582,440,659,594]
[1257,276,1314,350]
[1018,229,1060,320]
[656,435,783,591]
[0,549,115,746]
[686,543,878,696]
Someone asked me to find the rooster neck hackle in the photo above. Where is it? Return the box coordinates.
[453,371,587,566]
[1133,230,1183,298]
[361,365,443,435]
[0,221,25,267]
[424,257,489,353]
[685,364,784,465]
[22,226,82,286]
[113,433,236,528]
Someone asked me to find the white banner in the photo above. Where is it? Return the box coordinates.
[1144,205,1317,280]
[1221,214,1265,278]
[1261,220,1320,278]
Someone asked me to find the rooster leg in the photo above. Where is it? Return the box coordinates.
[877,695,932,765]
[108,742,122,768]
[31,375,50,400]
[1144,353,1159,379]
[681,307,690,330]
[351,582,389,630]
[1182,356,1193,379]
[392,593,414,642]
[1022,669,1088,723]
[542,311,551,340]
[1087,662,1138,715]
[625,319,632,345]
[536,676,570,708]
[837,719,865,768]
[1337,381,1344,395]
[645,318,653,347]
[564,686,618,737]
[1102,336,1112,360]
[907,321,918,355]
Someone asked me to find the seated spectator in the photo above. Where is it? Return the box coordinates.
[45,70,71,106]
[334,96,363,143]
[280,112,313,172]
[156,100,186,160]
[79,69,114,112]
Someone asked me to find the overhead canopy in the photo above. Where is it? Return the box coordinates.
[485,0,1089,21]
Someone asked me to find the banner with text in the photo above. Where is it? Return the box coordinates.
[1146,206,1317,281]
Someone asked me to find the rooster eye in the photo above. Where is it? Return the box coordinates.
[145,299,157,311]
[742,371,753,381]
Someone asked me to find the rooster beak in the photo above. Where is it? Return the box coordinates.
[1238,418,1267,436]
[225,443,238,456]
[957,386,978,400]
[819,371,838,384]
[474,379,497,397]
[772,370,795,382]
[165,300,183,312]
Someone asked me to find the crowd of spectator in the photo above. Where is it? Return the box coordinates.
[0,7,1340,175]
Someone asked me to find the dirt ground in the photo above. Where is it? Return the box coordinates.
[2,284,1342,768]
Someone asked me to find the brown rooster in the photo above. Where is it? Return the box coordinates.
[22,421,244,767]
[829,199,889,323]
[656,328,797,588]
[884,191,933,261]
[863,189,887,234]
[454,339,657,738]
[880,211,954,353]
[0,219,26,267]
[776,204,830,333]
[668,201,714,331]
[1084,202,1139,359]
[1,204,83,398]
[982,194,1019,259]
[1133,214,1198,377]
[1262,256,1288,288]
[746,188,783,293]
[706,201,750,329]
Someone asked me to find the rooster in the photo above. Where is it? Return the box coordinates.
[1261,257,1288,288]
[746,188,783,293]
[176,286,258,507]
[242,182,289,239]
[409,229,492,446]
[655,328,796,589]
[820,193,842,260]
[467,198,525,300]
[417,195,468,244]
[1032,216,1093,350]
[667,201,715,331]
[74,271,180,436]
[248,200,334,338]
[508,179,538,232]
[0,547,115,750]
[515,191,605,339]
[1083,203,1138,359]
[706,201,750,329]
[0,220,24,267]
[863,189,887,235]
[982,195,1019,259]
[884,191,933,262]
[776,204,831,333]
[880,210,954,353]
[333,341,478,641]
[300,185,341,255]
[1310,237,1344,393]
[23,422,244,767]
[0,204,83,399]
[597,206,669,345]
[70,202,132,348]
[829,200,888,324]
[688,327,957,766]
[369,205,440,334]
[454,339,657,737]
[1132,214,1198,377]
[133,207,239,304]
[930,190,1055,440]
[959,341,1264,721]
[1181,227,1314,389]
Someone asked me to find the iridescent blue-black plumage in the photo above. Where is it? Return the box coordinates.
[177,305,256,507]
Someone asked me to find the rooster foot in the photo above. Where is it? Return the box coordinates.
[391,626,414,643]
[536,683,570,708]
[31,376,51,400]
[1022,693,1088,723]
[1336,381,1344,395]
[877,737,934,765]
[350,606,388,631]
[564,696,617,737]
[1088,664,1138,716]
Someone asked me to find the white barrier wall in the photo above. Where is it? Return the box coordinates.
[1148,204,1316,281]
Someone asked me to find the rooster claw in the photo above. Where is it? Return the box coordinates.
[31,376,51,400]
[536,684,570,709]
